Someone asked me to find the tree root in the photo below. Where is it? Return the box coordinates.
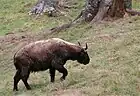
[126,8,140,16]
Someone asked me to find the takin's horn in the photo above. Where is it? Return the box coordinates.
[84,43,88,50]
[78,41,81,46]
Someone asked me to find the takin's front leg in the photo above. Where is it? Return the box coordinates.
[49,67,56,82]
[58,66,68,81]
[52,61,68,81]
[56,65,68,81]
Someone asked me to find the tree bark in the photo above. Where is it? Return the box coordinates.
[108,0,125,18]
[29,0,57,16]
[75,0,133,22]
[77,0,101,22]
[124,0,132,9]
[91,0,112,22]
[29,0,70,16]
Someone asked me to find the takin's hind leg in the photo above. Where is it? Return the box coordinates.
[13,70,21,91]
[21,67,31,90]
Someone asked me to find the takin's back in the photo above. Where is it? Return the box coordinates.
[14,38,80,67]
[14,38,77,59]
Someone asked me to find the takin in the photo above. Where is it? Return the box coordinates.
[13,38,90,91]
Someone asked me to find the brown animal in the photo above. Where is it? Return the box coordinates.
[13,38,90,91]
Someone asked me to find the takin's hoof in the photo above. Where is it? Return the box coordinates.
[51,80,55,83]
[13,88,18,91]
[26,86,31,90]
[60,77,65,81]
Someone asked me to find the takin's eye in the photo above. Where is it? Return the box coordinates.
[79,49,87,57]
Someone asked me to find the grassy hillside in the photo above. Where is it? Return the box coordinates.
[0,0,140,96]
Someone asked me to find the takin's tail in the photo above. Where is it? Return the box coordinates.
[13,50,20,70]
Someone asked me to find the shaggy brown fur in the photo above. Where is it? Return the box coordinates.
[13,38,90,91]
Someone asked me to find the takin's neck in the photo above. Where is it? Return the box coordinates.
[65,44,81,61]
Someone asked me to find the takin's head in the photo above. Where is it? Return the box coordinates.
[76,42,90,65]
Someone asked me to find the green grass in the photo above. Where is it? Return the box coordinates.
[0,0,140,96]
[133,0,140,9]
[0,0,84,35]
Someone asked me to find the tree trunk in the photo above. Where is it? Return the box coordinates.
[29,0,134,18]
[91,0,112,22]
[74,0,134,23]
[29,0,57,16]
[77,0,101,22]
[29,0,69,17]
[108,0,125,18]
[124,0,132,9]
